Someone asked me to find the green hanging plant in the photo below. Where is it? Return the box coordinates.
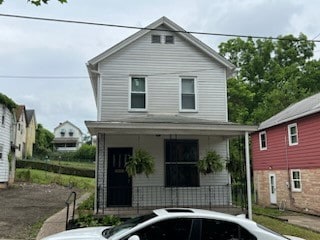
[197,150,224,175]
[125,148,155,177]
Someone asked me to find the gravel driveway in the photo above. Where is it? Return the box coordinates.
[0,182,81,239]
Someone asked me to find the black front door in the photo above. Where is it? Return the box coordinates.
[107,148,132,207]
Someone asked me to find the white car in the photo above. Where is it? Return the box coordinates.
[42,208,304,240]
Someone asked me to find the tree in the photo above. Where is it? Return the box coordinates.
[219,33,317,125]
[219,34,319,183]
[0,0,67,5]
[34,124,54,157]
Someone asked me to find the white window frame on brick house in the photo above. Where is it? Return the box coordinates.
[129,76,147,111]
[291,169,302,192]
[288,123,298,146]
[259,131,267,150]
[179,77,198,112]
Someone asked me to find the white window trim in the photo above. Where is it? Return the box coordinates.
[288,123,298,146]
[128,76,148,112]
[259,131,267,150]
[179,77,198,112]
[291,169,302,192]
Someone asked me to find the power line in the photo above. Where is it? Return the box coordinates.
[0,75,88,79]
[1,13,320,43]
[0,68,217,79]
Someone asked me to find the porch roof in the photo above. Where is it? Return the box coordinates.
[85,115,257,136]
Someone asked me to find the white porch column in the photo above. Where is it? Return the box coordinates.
[245,131,252,219]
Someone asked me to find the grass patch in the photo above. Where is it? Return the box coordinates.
[38,159,95,170]
[16,168,95,191]
[26,218,46,240]
[253,215,320,240]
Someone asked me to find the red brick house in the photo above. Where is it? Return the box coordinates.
[252,93,320,215]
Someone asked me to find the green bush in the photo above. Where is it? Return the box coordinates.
[74,144,96,161]
[16,160,95,178]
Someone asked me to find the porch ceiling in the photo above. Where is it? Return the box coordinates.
[85,115,257,137]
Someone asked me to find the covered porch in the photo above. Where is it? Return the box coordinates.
[86,115,257,218]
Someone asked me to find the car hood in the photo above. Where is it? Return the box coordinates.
[41,226,110,240]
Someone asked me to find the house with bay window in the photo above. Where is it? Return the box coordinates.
[252,92,320,214]
[85,17,257,216]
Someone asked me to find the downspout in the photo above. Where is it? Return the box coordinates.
[245,131,253,219]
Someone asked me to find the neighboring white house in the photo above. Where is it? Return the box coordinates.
[0,103,16,187]
[85,17,256,215]
[52,121,83,151]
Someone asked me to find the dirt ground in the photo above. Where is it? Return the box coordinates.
[0,182,82,239]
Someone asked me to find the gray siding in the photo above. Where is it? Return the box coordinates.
[98,26,227,121]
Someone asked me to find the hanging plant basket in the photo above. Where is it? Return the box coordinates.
[125,148,155,177]
[197,150,224,175]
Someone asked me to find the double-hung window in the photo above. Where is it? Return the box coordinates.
[291,169,302,192]
[288,123,298,146]
[165,139,199,187]
[180,78,197,111]
[259,131,267,150]
[130,77,146,110]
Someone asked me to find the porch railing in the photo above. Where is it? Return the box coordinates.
[97,184,247,217]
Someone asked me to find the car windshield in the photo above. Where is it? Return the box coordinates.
[102,213,157,239]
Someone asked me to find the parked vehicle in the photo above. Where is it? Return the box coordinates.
[42,208,304,240]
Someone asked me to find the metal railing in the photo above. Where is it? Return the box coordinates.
[97,184,247,216]
[65,191,77,230]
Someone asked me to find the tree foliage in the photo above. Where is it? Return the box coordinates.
[34,124,54,156]
[219,34,320,182]
[219,33,318,125]
[0,0,67,5]
[0,92,17,113]
[74,144,96,161]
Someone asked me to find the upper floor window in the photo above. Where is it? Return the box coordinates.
[1,115,4,126]
[151,35,161,43]
[165,35,174,44]
[69,129,74,137]
[288,123,298,146]
[130,77,146,110]
[291,169,302,192]
[259,131,267,150]
[60,128,66,137]
[180,78,197,111]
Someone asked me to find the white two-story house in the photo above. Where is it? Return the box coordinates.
[0,101,16,187]
[85,17,256,215]
[53,121,83,151]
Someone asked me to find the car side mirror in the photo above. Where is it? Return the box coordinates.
[128,235,140,240]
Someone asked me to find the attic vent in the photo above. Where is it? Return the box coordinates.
[165,209,194,213]
[165,35,174,44]
[151,35,161,43]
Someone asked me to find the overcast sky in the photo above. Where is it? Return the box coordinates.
[1,0,319,133]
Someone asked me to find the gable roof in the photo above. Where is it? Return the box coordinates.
[54,120,83,134]
[15,105,26,121]
[86,17,236,104]
[26,109,36,127]
[87,16,235,70]
[259,92,320,130]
